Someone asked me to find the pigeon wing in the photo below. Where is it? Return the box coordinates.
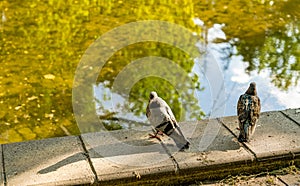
[146,101,151,118]
[237,94,248,123]
[146,97,168,126]
[249,95,261,126]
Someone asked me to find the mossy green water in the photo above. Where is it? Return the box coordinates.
[0,0,299,143]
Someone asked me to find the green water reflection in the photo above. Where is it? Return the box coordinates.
[0,0,299,143]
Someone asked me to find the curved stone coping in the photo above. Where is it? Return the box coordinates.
[0,108,299,185]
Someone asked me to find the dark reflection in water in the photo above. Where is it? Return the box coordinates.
[0,0,299,143]
[94,42,205,130]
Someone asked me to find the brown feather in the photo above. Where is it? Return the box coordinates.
[237,82,261,142]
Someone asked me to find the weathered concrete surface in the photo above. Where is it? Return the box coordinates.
[174,119,253,162]
[0,108,299,185]
[0,146,4,186]
[3,136,94,186]
[202,175,286,185]
[220,111,300,159]
[81,130,177,184]
[81,119,253,185]
[169,119,254,183]
[279,173,300,185]
[237,176,285,186]
[281,108,300,126]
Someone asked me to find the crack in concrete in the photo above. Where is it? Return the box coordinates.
[78,135,99,184]
[1,144,7,186]
[160,141,180,173]
[151,128,180,173]
[280,111,300,127]
[277,176,289,186]
[217,118,258,160]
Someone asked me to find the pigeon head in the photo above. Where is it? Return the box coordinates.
[149,91,158,100]
[246,82,257,95]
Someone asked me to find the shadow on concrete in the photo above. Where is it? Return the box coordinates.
[37,128,240,175]
[37,137,163,174]
[37,152,86,174]
[205,132,240,151]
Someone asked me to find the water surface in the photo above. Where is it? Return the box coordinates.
[0,0,299,143]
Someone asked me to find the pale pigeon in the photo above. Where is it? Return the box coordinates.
[146,91,189,151]
[237,82,261,142]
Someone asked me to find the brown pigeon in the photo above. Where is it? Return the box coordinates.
[146,91,190,151]
[237,82,261,142]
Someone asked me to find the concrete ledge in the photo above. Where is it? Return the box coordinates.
[219,111,300,159]
[0,108,299,185]
[2,136,94,186]
[281,108,300,126]
[279,173,300,185]
[1,145,4,186]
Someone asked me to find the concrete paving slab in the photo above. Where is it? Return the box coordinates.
[3,136,94,186]
[279,173,300,186]
[81,129,177,183]
[220,111,300,159]
[0,145,4,186]
[0,109,298,185]
[144,120,215,155]
[170,119,254,182]
[281,108,300,126]
[201,175,285,186]
[235,175,285,186]
[161,119,249,155]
